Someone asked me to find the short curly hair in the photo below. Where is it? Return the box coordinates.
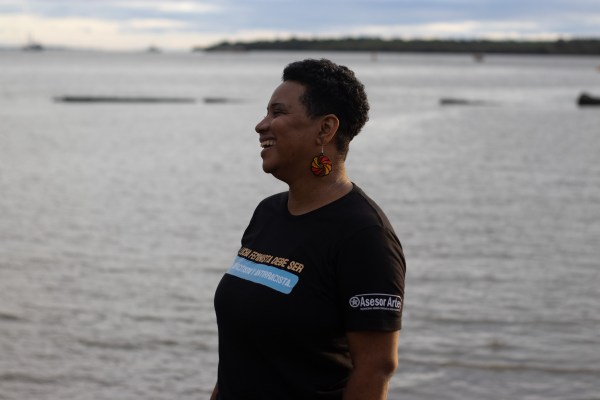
[282,59,369,159]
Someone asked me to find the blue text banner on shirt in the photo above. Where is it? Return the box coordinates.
[227,256,299,294]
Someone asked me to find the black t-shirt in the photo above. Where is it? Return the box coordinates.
[214,184,406,400]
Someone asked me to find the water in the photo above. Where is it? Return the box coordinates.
[1,50,600,400]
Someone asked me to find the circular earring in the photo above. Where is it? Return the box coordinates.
[311,144,332,177]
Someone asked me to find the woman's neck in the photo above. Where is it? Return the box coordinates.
[286,169,353,216]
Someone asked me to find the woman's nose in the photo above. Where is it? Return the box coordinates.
[255,116,268,133]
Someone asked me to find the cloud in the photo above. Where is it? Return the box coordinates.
[125,19,188,31]
[0,13,217,49]
[335,20,548,40]
[1,0,599,50]
[0,14,120,46]
[115,1,221,14]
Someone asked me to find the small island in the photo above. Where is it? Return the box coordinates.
[198,37,600,55]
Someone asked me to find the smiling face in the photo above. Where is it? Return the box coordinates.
[255,81,323,182]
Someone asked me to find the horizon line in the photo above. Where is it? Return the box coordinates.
[4,35,600,53]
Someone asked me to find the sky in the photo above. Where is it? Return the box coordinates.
[1,0,600,51]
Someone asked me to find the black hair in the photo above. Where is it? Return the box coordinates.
[282,58,369,159]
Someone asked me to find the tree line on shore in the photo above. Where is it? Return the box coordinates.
[199,37,600,55]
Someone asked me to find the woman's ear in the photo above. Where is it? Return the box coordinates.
[318,114,340,145]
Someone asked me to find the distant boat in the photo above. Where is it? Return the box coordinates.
[22,36,44,51]
[577,93,600,106]
[22,42,44,51]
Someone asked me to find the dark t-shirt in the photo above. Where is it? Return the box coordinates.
[214,184,406,400]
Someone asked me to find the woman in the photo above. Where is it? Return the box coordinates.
[212,58,406,400]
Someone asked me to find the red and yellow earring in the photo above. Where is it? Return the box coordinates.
[311,144,332,177]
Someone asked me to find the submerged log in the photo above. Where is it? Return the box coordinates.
[577,93,600,106]
[439,98,489,106]
[203,97,242,104]
[54,96,196,104]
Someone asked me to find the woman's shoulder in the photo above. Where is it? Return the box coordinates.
[255,191,288,212]
[345,185,391,224]
[260,191,288,204]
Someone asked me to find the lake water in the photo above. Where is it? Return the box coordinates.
[1,50,599,400]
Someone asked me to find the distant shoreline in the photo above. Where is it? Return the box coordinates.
[200,38,600,55]
[3,37,600,55]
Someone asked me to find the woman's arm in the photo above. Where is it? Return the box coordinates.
[343,331,399,400]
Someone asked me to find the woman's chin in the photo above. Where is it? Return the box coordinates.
[261,151,277,173]
[261,161,275,174]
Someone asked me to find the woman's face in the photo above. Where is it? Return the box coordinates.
[255,80,322,181]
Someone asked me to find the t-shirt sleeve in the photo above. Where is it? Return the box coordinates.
[336,225,406,331]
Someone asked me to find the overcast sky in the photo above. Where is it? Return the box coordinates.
[1,0,600,50]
